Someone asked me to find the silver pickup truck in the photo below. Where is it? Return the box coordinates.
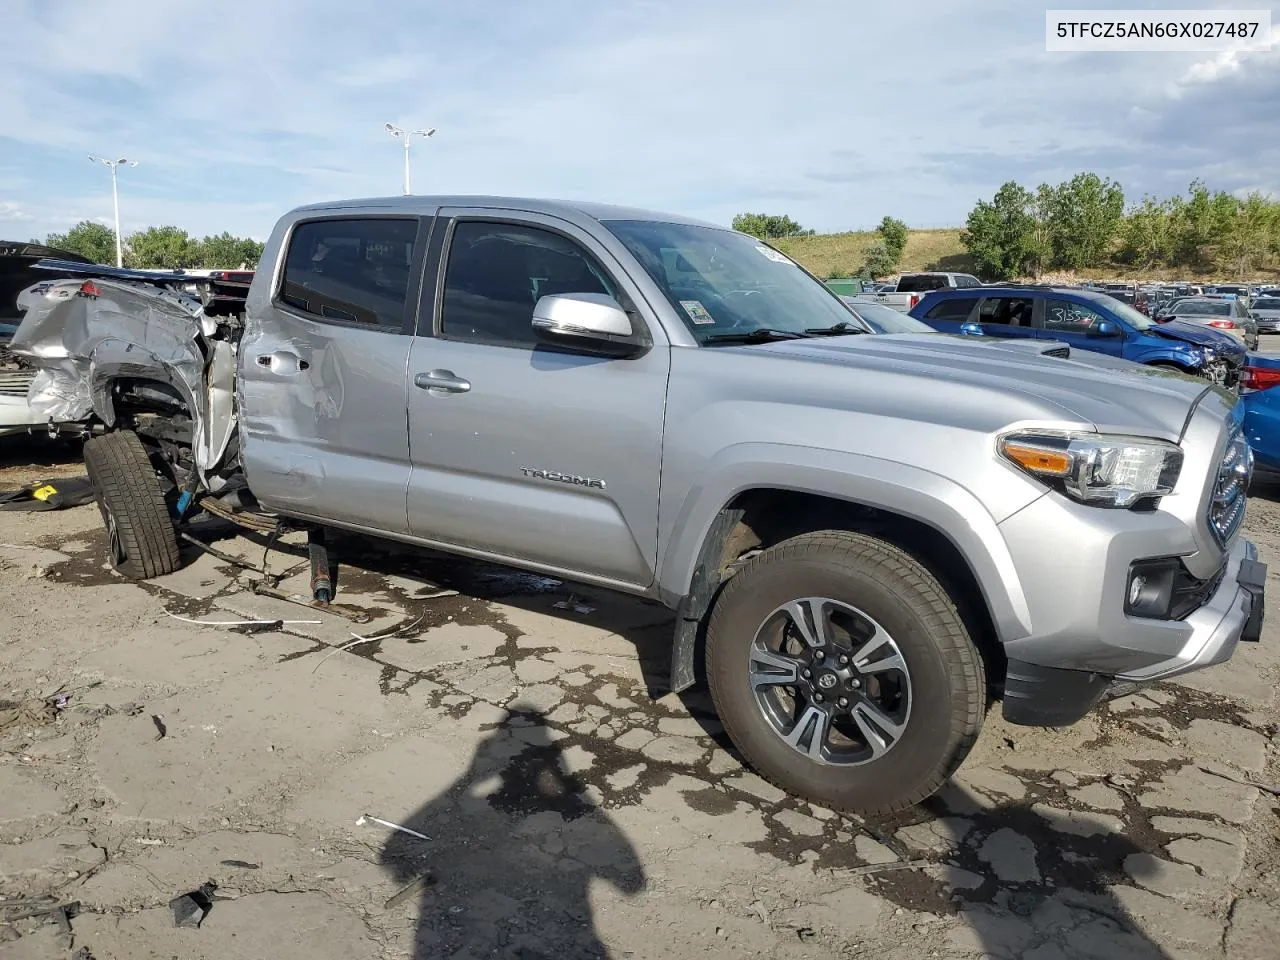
[11,196,1266,814]
[870,271,984,313]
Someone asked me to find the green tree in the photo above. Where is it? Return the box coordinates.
[1045,172,1125,269]
[859,241,897,279]
[1217,192,1275,277]
[45,220,117,264]
[1120,195,1178,268]
[876,216,909,264]
[196,232,265,268]
[125,226,198,270]
[960,181,1039,281]
[1174,179,1239,268]
[730,212,810,240]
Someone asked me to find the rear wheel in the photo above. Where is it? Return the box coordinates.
[83,430,181,580]
[706,530,985,815]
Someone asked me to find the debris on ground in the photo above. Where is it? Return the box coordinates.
[553,594,595,615]
[170,881,217,928]
[165,611,322,628]
[356,814,430,841]
[0,477,96,512]
[0,698,58,731]
[150,715,167,740]
[384,873,436,910]
[218,860,260,870]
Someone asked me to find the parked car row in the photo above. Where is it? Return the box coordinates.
[5,195,1266,817]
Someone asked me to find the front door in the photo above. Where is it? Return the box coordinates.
[964,295,1039,339]
[1039,297,1124,356]
[238,215,427,534]
[404,211,670,588]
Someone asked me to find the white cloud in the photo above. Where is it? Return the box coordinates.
[1170,25,1280,96]
[0,201,34,224]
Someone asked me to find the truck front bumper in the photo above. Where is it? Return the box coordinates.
[1002,536,1264,726]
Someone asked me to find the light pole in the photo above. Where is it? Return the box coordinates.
[383,124,435,195]
[88,155,138,267]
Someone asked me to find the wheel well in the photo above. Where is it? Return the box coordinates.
[716,489,1005,687]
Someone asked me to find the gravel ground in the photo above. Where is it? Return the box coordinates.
[0,434,1277,960]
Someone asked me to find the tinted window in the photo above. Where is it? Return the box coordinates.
[955,275,982,288]
[896,274,948,293]
[1253,298,1280,309]
[1173,300,1230,317]
[1045,299,1104,331]
[977,296,1034,326]
[925,298,977,321]
[280,218,417,329]
[440,221,615,348]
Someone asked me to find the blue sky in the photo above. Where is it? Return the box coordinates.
[1,0,1277,241]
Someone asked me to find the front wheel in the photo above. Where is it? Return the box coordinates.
[706,531,985,815]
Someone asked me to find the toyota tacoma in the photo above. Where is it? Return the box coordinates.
[10,197,1266,814]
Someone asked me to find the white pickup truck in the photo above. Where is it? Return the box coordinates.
[869,271,983,313]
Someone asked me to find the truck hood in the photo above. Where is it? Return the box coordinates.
[751,333,1214,440]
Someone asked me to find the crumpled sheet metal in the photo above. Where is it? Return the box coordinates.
[10,279,223,468]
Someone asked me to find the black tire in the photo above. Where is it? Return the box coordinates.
[82,430,181,581]
[706,530,985,815]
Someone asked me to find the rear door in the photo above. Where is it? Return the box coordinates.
[1038,297,1123,356]
[237,215,427,534]
[963,295,1039,339]
[402,210,670,588]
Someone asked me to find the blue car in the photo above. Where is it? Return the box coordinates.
[1239,354,1280,471]
[911,286,1247,387]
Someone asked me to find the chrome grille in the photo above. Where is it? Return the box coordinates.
[0,370,34,398]
[1207,424,1251,546]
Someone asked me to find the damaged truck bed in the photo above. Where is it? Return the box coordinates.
[11,261,247,489]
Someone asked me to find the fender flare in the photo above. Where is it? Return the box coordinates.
[660,443,1034,692]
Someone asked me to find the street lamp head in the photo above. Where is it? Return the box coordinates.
[385,122,402,138]
[117,157,129,166]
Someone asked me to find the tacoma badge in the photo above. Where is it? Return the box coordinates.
[520,467,606,490]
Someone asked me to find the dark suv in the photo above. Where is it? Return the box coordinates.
[910,286,1247,386]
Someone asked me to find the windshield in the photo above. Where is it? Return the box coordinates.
[604,220,857,343]
[844,299,934,334]
[1173,300,1231,317]
[1088,292,1156,330]
[1252,298,1280,310]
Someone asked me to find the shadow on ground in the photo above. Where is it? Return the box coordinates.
[860,785,1178,959]
[380,705,645,959]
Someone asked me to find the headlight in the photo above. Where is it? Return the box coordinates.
[999,431,1183,507]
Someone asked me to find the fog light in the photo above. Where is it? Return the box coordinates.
[1125,559,1179,619]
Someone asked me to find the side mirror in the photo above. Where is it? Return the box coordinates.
[1089,320,1120,337]
[531,293,644,357]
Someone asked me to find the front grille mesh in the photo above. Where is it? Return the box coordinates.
[1207,424,1250,545]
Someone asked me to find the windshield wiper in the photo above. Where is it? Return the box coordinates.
[702,328,815,345]
[804,321,868,337]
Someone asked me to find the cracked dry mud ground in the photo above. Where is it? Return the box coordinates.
[1,448,1278,959]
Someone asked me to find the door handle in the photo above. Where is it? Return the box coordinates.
[256,352,309,374]
[414,369,471,394]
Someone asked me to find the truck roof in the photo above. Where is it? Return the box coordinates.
[288,195,724,230]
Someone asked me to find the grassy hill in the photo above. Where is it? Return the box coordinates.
[772,228,971,279]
